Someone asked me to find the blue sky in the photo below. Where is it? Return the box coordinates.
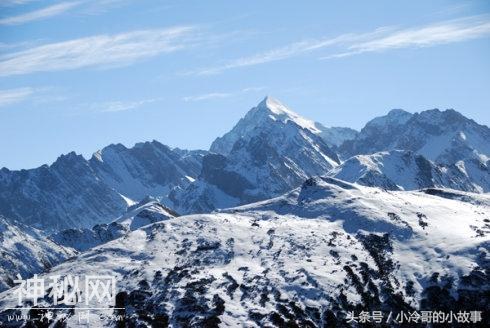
[0,0,489,169]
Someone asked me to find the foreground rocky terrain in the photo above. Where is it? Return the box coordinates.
[0,178,487,327]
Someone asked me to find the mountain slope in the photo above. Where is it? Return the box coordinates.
[0,216,75,292]
[0,178,487,326]
[50,197,178,252]
[0,153,128,232]
[328,150,480,191]
[172,97,340,213]
[90,140,206,201]
[0,141,204,232]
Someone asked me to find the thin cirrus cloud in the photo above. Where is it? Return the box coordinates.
[97,99,159,113]
[0,2,81,25]
[0,86,69,108]
[183,86,266,102]
[189,15,490,75]
[0,1,132,24]
[0,87,34,107]
[185,32,378,75]
[0,26,197,76]
[0,0,36,6]
[324,15,490,58]
[183,93,232,102]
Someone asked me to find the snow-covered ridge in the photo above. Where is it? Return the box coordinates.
[0,152,128,232]
[90,140,206,201]
[341,107,490,164]
[50,197,178,252]
[113,196,178,230]
[339,107,490,193]
[0,216,75,292]
[328,149,485,192]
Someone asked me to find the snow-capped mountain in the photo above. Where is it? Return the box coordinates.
[210,96,356,153]
[172,97,340,213]
[327,149,481,191]
[341,108,490,161]
[210,96,325,155]
[0,141,203,233]
[90,141,206,201]
[340,108,490,192]
[1,178,487,326]
[0,152,128,232]
[0,216,75,292]
[50,197,178,252]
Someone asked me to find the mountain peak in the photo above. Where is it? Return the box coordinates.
[366,108,413,128]
[252,96,322,133]
[387,108,410,116]
[53,151,85,166]
[257,96,292,115]
[210,97,324,155]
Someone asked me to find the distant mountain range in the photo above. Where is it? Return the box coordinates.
[0,142,204,232]
[0,96,488,233]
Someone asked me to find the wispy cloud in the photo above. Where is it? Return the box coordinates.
[325,16,490,58]
[0,87,34,107]
[0,26,197,76]
[0,40,41,52]
[185,32,378,75]
[100,99,157,112]
[0,2,81,25]
[0,1,134,24]
[0,87,154,112]
[188,15,490,75]
[81,0,133,15]
[183,92,231,102]
[241,86,267,93]
[0,86,70,108]
[89,98,159,112]
[183,86,266,102]
[0,0,36,6]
